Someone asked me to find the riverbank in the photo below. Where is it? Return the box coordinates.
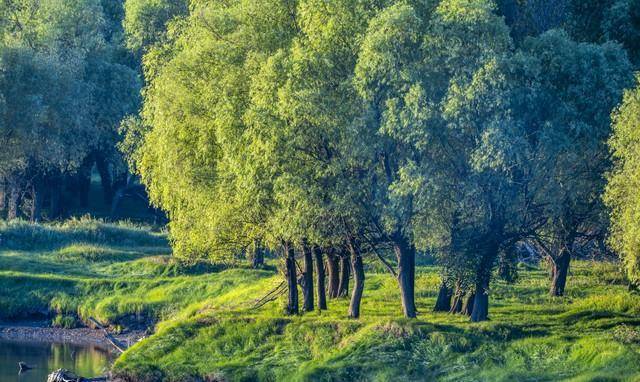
[1,220,640,381]
[0,320,144,351]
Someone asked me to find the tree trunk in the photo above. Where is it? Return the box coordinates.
[326,251,340,299]
[470,277,490,322]
[251,241,264,268]
[30,181,43,223]
[434,281,452,312]
[6,177,21,220]
[348,243,365,319]
[0,178,6,213]
[338,250,350,298]
[285,243,298,315]
[313,246,327,310]
[394,236,417,318]
[462,292,475,316]
[95,154,113,205]
[302,243,314,312]
[449,283,463,314]
[549,249,571,297]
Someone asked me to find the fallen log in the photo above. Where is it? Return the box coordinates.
[47,368,107,382]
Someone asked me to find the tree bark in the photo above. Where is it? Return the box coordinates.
[251,241,264,268]
[313,246,327,310]
[6,177,21,220]
[30,181,43,223]
[326,251,340,299]
[462,292,475,316]
[434,281,452,312]
[549,249,571,297]
[302,243,314,312]
[348,242,365,319]
[285,243,298,315]
[470,277,490,322]
[338,249,350,298]
[449,282,463,314]
[394,236,417,318]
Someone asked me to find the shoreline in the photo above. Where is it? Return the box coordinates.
[0,320,146,352]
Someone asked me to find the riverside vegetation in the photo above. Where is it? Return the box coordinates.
[0,219,639,381]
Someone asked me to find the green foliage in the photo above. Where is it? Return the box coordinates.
[123,0,188,55]
[605,77,640,287]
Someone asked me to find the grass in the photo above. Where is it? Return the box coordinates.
[0,220,639,381]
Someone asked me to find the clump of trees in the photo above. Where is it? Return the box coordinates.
[126,0,638,322]
[4,0,640,322]
[0,0,141,221]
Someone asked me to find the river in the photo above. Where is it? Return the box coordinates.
[0,339,114,382]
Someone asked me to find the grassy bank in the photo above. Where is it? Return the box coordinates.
[1,220,639,381]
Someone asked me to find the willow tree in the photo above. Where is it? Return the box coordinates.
[514,31,632,296]
[354,0,513,319]
[605,77,640,288]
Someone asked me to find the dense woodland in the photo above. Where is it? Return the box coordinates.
[2,0,640,326]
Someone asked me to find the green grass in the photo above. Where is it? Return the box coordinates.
[0,220,639,381]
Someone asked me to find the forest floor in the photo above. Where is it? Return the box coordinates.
[0,220,639,382]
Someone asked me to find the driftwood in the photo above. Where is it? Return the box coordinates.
[47,369,107,382]
[18,361,32,373]
[88,317,126,353]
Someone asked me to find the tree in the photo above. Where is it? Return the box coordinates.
[605,76,640,288]
[123,0,188,56]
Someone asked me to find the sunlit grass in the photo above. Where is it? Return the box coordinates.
[0,220,638,381]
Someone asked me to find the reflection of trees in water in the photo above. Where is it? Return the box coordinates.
[0,340,112,381]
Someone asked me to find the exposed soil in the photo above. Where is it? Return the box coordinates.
[0,320,146,352]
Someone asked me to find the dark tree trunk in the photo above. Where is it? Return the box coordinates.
[449,283,463,314]
[434,281,452,312]
[251,242,264,268]
[0,178,5,213]
[338,250,350,297]
[394,236,417,318]
[313,246,327,310]
[302,243,314,312]
[49,178,63,220]
[348,243,365,319]
[285,243,298,315]
[549,249,571,297]
[326,251,340,299]
[470,277,490,322]
[95,154,113,205]
[30,181,43,223]
[462,292,475,316]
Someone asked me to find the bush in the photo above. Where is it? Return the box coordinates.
[52,314,79,329]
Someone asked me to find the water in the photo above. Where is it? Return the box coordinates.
[0,340,114,382]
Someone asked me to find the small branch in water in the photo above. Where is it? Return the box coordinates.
[88,317,126,353]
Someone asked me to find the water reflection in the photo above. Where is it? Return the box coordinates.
[0,340,113,382]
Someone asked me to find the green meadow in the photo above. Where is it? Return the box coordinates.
[1,220,638,382]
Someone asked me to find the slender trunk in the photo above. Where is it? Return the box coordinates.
[302,243,314,312]
[0,178,6,213]
[462,292,475,316]
[285,243,298,315]
[394,236,417,318]
[95,154,113,205]
[434,281,452,312]
[7,177,20,220]
[326,251,340,299]
[338,250,350,298]
[348,243,365,319]
[549,249,571,297]
[449,282,463,314]
[314,246,327,310]
[30,181,43,223]
[251,241,264,268]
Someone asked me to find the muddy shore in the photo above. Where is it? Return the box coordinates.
[0,320,146,352]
